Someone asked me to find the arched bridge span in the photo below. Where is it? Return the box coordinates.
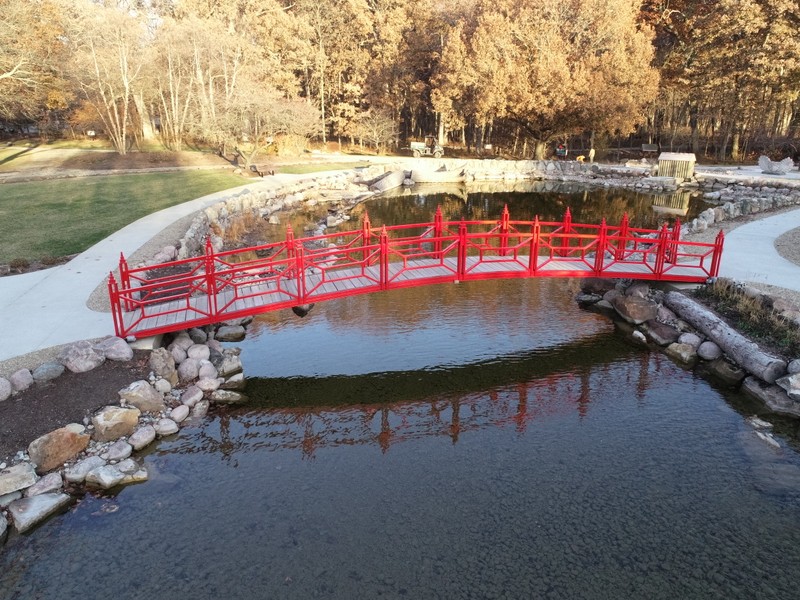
[108,207,724,339]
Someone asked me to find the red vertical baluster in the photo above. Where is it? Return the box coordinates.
[119,253,132,311]
[594,219,607,274]
[205,237,217,318]
[295,241,306,301]
[710,230,725,277]
[499,204,510,257]
[285,224,295,259]
[528,216,540,275]
[362,211,372,265]
[380,225,389,290]
[655,223,669,278]
[669,218,682,264]
[458,221,468,280]
[434,205,443,257]
[615,213,629,261]
[108,273,123,338]
[560,208,572,257]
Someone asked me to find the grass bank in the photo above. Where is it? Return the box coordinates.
[0,171,245,264]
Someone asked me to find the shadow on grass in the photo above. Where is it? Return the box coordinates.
[0,144,40,167]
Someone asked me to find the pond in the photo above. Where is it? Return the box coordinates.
[2,187,800,599]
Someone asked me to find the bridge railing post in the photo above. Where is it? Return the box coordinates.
[434,206,443,256]
[499,204,510,257]
[710,230,725,277]
[362,212,372,265]
[528,217,540,275]
[286,225,296,259]
[654,223,669,278]
[559,208,572,257]
[593,219,607,274]
[457,221,468,279]
[204,237,218,317]
[669,218,681,264]
[294,241,306,301]
[108,273,124,338]
[379,226,389,290]
[615,213,629,261]
[119,253,132,311]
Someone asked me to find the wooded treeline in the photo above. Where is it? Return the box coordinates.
[1,0,798,162]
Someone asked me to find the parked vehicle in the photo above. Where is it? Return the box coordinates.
[409,136,444,158]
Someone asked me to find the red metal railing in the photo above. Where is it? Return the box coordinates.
[108,207,724,339]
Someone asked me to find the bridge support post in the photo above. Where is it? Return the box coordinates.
[434,206,443,256]
[286,225,296,259]
[528,217,540,275]
[362,212,372,264]
[119,254,132,311]
[379,226,389,290]
[559,208,572,257]
[108,273,123,337]
[457,221,468,280]
[294,241,307,301]
[654,224,669,278]
[615,213,629,261]
[669,218,681,264]
[204,238,218,317]
[593,219,608,274]
[499,205,510,257]
[710,230,725,277]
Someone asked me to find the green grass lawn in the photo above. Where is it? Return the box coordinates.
[276,161,369,174]
[0,171,245,264]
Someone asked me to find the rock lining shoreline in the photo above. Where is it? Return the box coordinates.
[3,160,800,544]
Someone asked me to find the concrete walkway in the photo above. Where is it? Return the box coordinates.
[1,166,800,364]
[0,175,309,363]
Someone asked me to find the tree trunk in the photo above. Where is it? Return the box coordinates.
[664,292,787,383]
[534,140,546,160]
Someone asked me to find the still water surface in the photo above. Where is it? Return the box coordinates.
[2,188,800,599]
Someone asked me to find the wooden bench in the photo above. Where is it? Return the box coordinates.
[642,143,659,154]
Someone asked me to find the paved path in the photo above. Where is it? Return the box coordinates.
[1,165,800,364]
[0,175,308,363]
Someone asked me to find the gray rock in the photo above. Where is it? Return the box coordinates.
[657,305,678,324]
[8,493,72,533]
[188,328,208,344]
[155,418,179,436]
[170,345,188,365]
[170,334,194,351]
[154,378,172,394]
[665,342,698,365]
[180,385,204,407]
[117,459,139,474]
[170,405,190,423]
[0,378,10,402]
[742,377,800,418]
[642,320,680,346]
[625,283,650,299]
[0,513,6,543]
[9,369,33,392]
[776,373,800,401]
[196,377,221,392]
[192,400,210,419]
[697,341,723,361]
[198,360,218,379]
[149,348,178,386]
[187,344,211,361]
[0,491,22,508]
[85,465,125,489]
[612,295,658,325]
[0,463,38,496]
[32,362,64,383]
[210,390,249,404]
[216,353,243,377]
[106,440,133,461]
[221,373,246,391]
[678,332,703,350]
[121,469,149,485]
[579,278,617,295]
[177,357,201,382]
[92,406,141,442]
[58,340,106,373]
[93,336,134,361]
[788,359,800,375]
[118,380,165,413]
[65,455,106,483]
[128,425,156,451]
[25,472,63,497]
[215,325,246,342]
[28,424,90,474]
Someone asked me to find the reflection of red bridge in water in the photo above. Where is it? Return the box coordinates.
[109,206,724,339]
[193,351,664,461]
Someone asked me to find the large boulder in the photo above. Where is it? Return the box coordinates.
[27,424,90,474]
[215,325,246,342]
[611,295,658,325]
[91,406,141,442]
[8,493,72,533]
[65,456,106,483]
[665,342,698,365]
[742,377,800,418]
[0,378,10,402]
[9,369,33,393]
[149,348,178,386]
[0,463,38,496]
[642,320,680,346]
[118,380,165,413]
[58,340,105,373]
[177,357,201,383]
[93,336,134,361]
[128,425,156,451]
[580,278,617,296]
[776,373,800,401]
[32,362,64,383]
[24,472,63,497]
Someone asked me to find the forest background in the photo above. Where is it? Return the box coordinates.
[1,0,798,165]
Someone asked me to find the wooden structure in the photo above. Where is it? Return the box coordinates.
[108,206,724,339]
[658,152,696,181]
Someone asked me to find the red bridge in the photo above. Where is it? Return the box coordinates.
[108,207,724,339]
